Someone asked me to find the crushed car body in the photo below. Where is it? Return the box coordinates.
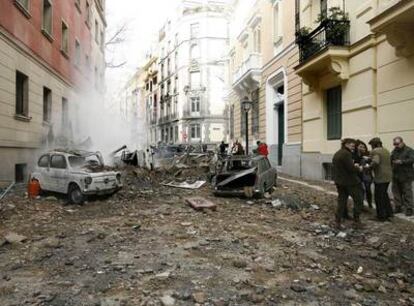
[213,155,277,198]
[31,150,123,204]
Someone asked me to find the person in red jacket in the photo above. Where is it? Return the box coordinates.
[257,141,269,157]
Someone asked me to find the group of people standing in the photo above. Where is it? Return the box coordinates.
[333,136,414,229]
[219,140,269,157]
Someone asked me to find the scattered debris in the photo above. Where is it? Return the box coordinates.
[4,233,27,244]
[0,182,15,201]
[161,180,206,189]
[185,197,217,211]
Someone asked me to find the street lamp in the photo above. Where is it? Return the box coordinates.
[241,96,253,155]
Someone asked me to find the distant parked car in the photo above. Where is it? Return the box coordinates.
[31,150,122,204]
[213,155,277,198]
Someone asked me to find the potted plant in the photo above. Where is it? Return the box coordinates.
[316,7,350,45]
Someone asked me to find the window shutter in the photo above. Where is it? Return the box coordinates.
[326,86,342,140]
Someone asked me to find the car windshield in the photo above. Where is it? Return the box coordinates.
[69,154,103,170]
[225,159,257,171]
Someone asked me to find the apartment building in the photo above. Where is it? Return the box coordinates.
[145,0,231,145]
[295,0,414,180]
[0,0,106,182]
[228,0,303,176]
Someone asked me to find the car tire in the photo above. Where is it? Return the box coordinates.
[68,184,85,205]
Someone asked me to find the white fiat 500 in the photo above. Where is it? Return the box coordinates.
[31,150,122,204]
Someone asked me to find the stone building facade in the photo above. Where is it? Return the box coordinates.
[295,0,414,180]
[228,0,303,176]
[0,0,106,182]
[144,0,231,146]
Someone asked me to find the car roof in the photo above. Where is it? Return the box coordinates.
[43,150,99,157]
[225,155,265,161]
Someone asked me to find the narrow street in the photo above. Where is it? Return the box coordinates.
[1,170,413,306]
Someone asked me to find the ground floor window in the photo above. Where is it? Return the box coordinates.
[251,89,259,135]
[230,105,234,140]
[190,124,201,140]
[191,97,200,113]
[326,86,342,140]
[15,163,27,183]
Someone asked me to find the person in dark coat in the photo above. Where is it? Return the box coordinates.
[354,140,373,209]
[332,138,364,229]
[369,137,393,221]
[391,137,414,216]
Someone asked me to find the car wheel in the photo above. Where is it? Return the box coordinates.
[68,184,85,205]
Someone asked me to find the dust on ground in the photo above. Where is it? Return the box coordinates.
[0,169,413,306]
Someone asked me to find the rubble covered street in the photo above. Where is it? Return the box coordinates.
[0,169,413,306]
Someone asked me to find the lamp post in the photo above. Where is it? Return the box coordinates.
[241,96,253,155]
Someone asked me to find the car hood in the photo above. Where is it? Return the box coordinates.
[70,170,120,177]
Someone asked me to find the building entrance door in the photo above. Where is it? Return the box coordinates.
[277,103,285,166]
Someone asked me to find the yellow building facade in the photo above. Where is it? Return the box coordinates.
[229,0,303,176]
[295,0,414,180]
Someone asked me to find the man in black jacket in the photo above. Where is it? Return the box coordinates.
[332,138,364,228]
[391,137,414,216]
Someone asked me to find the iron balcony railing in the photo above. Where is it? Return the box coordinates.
[297,19,350,63]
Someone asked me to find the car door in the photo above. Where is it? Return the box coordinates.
[49,154,69,193]
[261,158,273,189]
[37,154,51,190]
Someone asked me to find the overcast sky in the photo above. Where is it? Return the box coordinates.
[105,0,180,99]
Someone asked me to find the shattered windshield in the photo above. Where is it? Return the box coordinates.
[226,159,257,171]
[69,154,103,170]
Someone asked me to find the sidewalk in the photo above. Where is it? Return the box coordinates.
[279,175,414,224]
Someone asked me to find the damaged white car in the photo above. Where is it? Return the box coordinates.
[31,150,122,204]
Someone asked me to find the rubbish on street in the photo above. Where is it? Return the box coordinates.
[185,197,217,211]
[161,180,206,189]
[0,182,15,201]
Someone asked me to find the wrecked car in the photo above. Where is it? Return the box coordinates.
[31,150,122,204]
[213,155,277,198]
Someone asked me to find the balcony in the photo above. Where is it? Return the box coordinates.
[297,19,350,63]
[368,0,414,57]
[232,53,262,96]
[295,19,351,91]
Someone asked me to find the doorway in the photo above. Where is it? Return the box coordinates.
[266,69,286,168]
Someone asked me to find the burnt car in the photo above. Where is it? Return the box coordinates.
[31,150,122,204]
[213,155,277,198]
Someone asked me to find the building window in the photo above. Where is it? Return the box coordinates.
[61,21,69,55]
[190,44,200,60]
[62,97,69,129]
[15,71,29,117]
[326,86,342,140]
[85,54,90,70]
[191,124,201,139]
[100,31,105,50]
[273,1,282,46]
[43,87,52,123]
[15,0,30,17]
[191,97,200,113]
[75,40,81,66]
[320,0,328,20]
[15,164,27,183]
[190,23,200,39]
[240,107,246,138]
[175,126,178,142]
[75,0,81,12]
[190,71,201,89]
[230,105,234,140]
[252,90,259,135]
[85,1,91,26]
[253,27,261,53]
[95,19,99,44]
[42,0,53,37]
